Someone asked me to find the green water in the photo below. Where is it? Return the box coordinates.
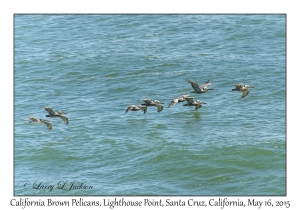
[14,14,286,195]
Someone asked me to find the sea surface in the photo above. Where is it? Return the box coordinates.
[14,14,286,196]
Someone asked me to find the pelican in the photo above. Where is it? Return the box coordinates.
[141,99,164,112]
[44,107,69,125]
[168,94,190,108]
[125,105,147,114]
[141,99,164,105]
[232,84,255,98]
[28,117,52,130]
[186,79,214,93]
[183,96,207,110]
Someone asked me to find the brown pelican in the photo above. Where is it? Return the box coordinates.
[186,79,214,93]
[141,99,164,112]
[125,105,147,114]
[44,107,69,125]
[168,94,190,108]
[232,84,255,98]
[28,117,52,130]
[183,96,207,110]
[141,99,164,105]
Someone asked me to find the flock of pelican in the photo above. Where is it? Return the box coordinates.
[26,79,254,129]
[27,107,69,130]
[125,79,255,114]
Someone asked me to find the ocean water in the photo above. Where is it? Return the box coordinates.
[14,14,286,196]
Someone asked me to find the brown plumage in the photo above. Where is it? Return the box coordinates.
[232,84,255,98]
[141,99,164,112]
[44,107,69,125]
[168,94,190,108]
[28,117,52,130]
[183,96,207,110]
[186,79,214,94]
[125,105,147,114]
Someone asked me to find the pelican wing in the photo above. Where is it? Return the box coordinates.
[199,80,211,89]
[168,98,179,108]
[45,107,56,115]
[186,79,201,92]
[241,89,250,98]
[140,105,147,114]
[43,121,52,130]
[142,99,153,104]
[125,105,135,113]
[155,104,163,112]
[59,115,69,125]
[195,103,201,110]
[28,117,38,122]
[39,119,52,130]
[185,96,195,104]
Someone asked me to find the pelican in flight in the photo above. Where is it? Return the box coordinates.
[186,79,214,93]
[44,107,69,125]
[141,99,164,112]
[141,99,164,105]
[168,94,190,108]
[183,96,207,110]
[125,105,147,114]
[28,117,52,130]
[232,84,255,98]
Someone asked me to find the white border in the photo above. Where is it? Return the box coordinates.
[2,0,298,209]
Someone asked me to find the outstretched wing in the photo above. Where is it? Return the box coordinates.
[28,117,38,122]
[155,104,164,112]
[186,79,201,92]
[199,80,211,89]
[241,89,250,98]
[39,119,52,130]
[140,105,147,114]
[125,105,134,113]
[59,115,69,125]
[142,99,153,104]
[168,98,179,108]
[44,121,52,130]
[184,96,195,104]
[45,107,56,115]
[195,102,202,110]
